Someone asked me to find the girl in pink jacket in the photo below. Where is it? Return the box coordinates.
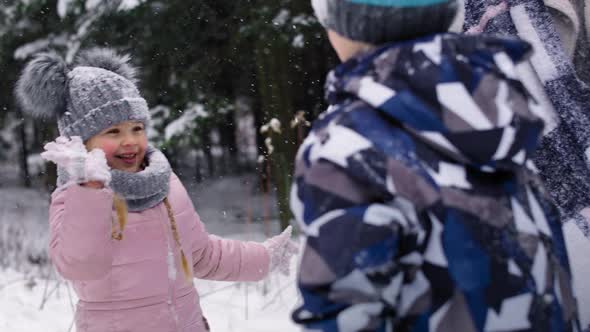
[15,48,298,332]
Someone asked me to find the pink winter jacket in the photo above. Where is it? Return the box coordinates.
[48,173,270,332]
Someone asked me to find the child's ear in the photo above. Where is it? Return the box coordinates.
[327,29,374,62]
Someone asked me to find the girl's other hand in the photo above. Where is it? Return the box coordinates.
[262,226,299,276]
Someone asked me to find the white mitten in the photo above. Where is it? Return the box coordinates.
[262,226,299,276]
[41,136,111,186]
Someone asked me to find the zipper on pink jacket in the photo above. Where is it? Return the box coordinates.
[159,203,180,331]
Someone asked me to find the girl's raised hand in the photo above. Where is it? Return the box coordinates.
[262,226,299,276]
[41,136,111,186]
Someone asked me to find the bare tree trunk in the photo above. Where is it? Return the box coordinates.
[18,119,31,188]
[254,37,297,231]
[200,130,214,177]
[219,113,237,175]
[44,162,57,192]
[194,150,203,183]
[41,121,58,191]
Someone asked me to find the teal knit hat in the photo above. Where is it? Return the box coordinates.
[312,0,458,44]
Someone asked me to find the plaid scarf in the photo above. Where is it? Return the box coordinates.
[464,0,590,236]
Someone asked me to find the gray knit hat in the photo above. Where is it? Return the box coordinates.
[15,48,150,141]
[312,0,459,44]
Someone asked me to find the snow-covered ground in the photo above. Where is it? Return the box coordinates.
[0,171,301,331]
[0,253,301,332]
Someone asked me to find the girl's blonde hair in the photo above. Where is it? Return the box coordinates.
[112,195,192,283]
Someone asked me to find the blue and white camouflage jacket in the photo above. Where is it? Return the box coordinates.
[290,33,581,332]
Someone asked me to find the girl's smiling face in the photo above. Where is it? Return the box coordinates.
[85,121,148,173]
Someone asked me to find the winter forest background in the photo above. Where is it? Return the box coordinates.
[0,0,336,330]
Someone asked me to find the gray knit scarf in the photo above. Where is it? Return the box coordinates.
[57,146,172,212]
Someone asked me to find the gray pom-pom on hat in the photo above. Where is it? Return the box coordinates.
[74,48,138,83]
[311,0,459,44]
[15,51,70,119]
[15,47,150,142]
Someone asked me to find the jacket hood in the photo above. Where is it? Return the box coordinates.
[326,33,544,172]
